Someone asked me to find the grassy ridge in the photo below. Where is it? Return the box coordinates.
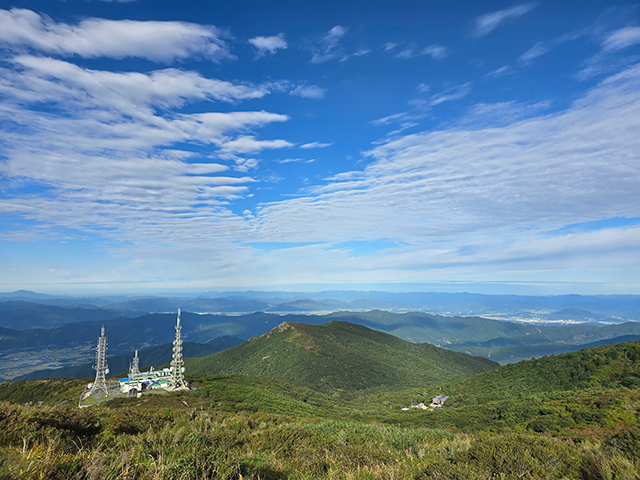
[1,380,639,479]
[360,340,640,407]
[424,339,640,408]
[187,321,497,394]
[1,334,639,478]
[0,378,88,405]
[354,340,640,434]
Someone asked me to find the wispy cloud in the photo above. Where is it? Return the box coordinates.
[373,83,471,126]
[220,136,293,154]
[602,26,640,51]
[10,56,269,108]
[276,158,316,164]
[256,64,640,256]
[310,25,347,63]
[484,65,512,78]
[577,25,640,80]
[422,45,448,60]
[300,142,333,149]
[396,43,447,60]
[519,42,548,64]
[290,84,326,99]
[472,3,536,38]
[0,8,232,62]
[426,83,471,106]
[0,41,295,261]
[249,33,287,57]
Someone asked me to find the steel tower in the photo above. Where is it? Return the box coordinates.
[170,308,188,390]
[92,326,109,396]
[129,349,140,377]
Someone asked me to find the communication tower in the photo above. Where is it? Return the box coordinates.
[170,308,188,390]
[92,326,110,396]
[129,349,140,377]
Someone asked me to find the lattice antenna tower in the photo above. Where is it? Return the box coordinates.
[129,349,140,377]
[92,326,110,396]
[170,308,187,389]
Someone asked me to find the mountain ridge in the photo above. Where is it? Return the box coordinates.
[187,320,498,395]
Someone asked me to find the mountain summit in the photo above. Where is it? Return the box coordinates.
[187,320,497,394]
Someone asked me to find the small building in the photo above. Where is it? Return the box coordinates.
[431,395,449,408]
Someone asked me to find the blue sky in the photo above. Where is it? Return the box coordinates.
[1,0,640,294]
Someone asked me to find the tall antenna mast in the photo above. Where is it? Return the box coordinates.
[170,308,187,390]
[129,349,140,377]
[92,325,109,396]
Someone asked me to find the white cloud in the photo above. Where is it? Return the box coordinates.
[484,65,512,78]
[0,43,296,260]
[11,56,269,109]
[220,135,293,154]
[459,100,551,127]
[602,26,640,51]
[254,63,640,252]
[300,142,333,149]
[472,3,536,38]
[371,111,424,126]
[396,45,416,59]
[311,25,347,63]
[396,44,447,60]
[426,83,472,106]
[323,25,347,47]
[277,158,304,164]
[519,42,548,63]
[249,33,287,57]
[422,45,448,60]
[373,84,471,127]
[0,8,232,62]
[289,84,326,99]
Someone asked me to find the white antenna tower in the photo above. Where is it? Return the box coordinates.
[92,325,110,396]
[170,308,187,390]
[129,349,140,377]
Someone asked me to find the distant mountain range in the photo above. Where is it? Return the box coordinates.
[0,301,128,330]
[1,291,639,380]
[2,306,640,379]
[1,290,639,322]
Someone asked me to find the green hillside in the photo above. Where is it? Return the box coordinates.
[356,340,640,435]
[187,320,497,394]
[1,371,639,479]
[422,339,640,407]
